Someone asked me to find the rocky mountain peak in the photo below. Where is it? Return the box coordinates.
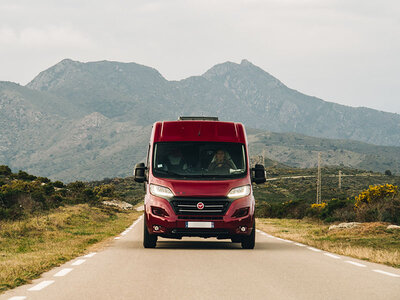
[202,59,283,88]
[26,59,83,91]
[240,59,253,66]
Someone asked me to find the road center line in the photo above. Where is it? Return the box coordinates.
[307,247,322,252]
[84,252,97,258]
[27,280,55,291]
[345,261,366,267]
[54,268,73,277]
[8,297,27,300]
[71,259,86,266]
[373,270,400,277]
[324,253,341,259]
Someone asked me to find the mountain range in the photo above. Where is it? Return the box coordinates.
[1,59,400,181]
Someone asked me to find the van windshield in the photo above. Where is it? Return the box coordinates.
[152,142,247,180]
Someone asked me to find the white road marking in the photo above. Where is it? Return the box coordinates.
[8,297,27,300]
[307,247,322,252]
[54,268,73,277]
[282,239,293,243]
[275,237,285,241]
[71,259,86,266]
[324,253,341,259]
[294,242,305,247]
[27,280,55,291]
[373,270,400,277]
[115,216,143,240]
[84,252,97,258]
[345,261,366,267]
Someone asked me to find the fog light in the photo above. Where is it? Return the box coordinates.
[153,225,160,231]
[240,226,247,232]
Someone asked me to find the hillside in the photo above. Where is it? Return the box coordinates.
[248,131,400,174]
[27,59,400,146]
[1,58,400,180]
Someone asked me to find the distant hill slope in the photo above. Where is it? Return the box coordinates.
[248,130,400,173]
[27,59,400,146]
[1,58,400,181]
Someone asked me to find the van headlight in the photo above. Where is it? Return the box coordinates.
[227,185,251,199]
[150,184,174,198]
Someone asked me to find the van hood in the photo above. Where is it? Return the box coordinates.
[158,178,250,197]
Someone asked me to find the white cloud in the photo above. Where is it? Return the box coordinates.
[0,0,399,113]
[0,26,94,48]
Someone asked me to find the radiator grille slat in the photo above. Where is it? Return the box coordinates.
[171,197,230,216]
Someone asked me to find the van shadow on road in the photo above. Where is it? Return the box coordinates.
[115,238,296,251]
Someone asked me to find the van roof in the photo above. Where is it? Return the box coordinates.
[151,120,247,144]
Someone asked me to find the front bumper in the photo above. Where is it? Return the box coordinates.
[144,194,255,239]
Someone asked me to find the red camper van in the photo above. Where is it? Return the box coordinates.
[134,117,266,249]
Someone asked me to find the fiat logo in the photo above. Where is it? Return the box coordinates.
[197,202,204,210]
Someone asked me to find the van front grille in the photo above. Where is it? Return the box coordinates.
[171,197,230,215]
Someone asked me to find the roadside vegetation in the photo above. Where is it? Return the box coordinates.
[254,165,400,224]
[257,218,400,268]
[255,164,400,268]
[0,165,144,293]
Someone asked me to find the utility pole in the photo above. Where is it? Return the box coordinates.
[316,152,322,204]
[338,170,342,189]
[262,149,266,165]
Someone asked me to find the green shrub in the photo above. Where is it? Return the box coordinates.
[0,165,12,176]
[14,170,37,181]
[53,181,64,188]
[94,184,115,197]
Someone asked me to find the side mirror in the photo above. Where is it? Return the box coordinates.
[252,164,266,184]
[134,163,147,183]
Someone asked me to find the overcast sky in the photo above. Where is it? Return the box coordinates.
[0,0,399,113]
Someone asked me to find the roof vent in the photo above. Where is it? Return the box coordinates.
[178,116,219,121]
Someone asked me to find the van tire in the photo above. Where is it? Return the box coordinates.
[241,222,255,249]
[143,217,157,248]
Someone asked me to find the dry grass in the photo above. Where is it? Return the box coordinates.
[0,204,141,293]
[257,218,400,268]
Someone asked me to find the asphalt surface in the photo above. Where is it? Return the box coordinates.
[2,216,400,300]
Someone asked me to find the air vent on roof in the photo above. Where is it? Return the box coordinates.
[178,116,219,121]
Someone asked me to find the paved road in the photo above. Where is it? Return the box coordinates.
[2,216,400,300]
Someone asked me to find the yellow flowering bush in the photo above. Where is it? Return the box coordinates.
[310,203,327,210]
[354,184,398,209]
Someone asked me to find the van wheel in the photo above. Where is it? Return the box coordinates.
[241,222,255,249]
[143,217,157,248]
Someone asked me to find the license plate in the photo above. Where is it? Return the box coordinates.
[186,221,214,228]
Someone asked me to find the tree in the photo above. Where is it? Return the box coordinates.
[385,170,392,176]
[0,165,12,176]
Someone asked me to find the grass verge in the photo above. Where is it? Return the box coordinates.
[257,218,400,268]
[0,204,141,293]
